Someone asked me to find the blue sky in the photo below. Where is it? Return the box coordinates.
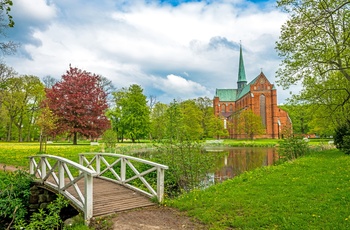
[3,0,298,104]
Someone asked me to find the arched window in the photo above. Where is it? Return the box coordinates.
[229,104,233,112]
[260,94,266,127]
[221,104,226,113]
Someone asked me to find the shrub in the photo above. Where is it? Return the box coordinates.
[15,195,69,230]
[334,122,350,154]
[153,141,217,197]
[277,136,310,162]
[101,129,118,151]
[0,170,33,228]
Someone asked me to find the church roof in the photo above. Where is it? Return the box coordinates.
[236,75,259,99]
[215,89,238,101]
[216,72,272,102]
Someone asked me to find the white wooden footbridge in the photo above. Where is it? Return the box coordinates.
[29,153,168,224]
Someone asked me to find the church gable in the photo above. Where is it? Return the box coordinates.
[250,72,274,91]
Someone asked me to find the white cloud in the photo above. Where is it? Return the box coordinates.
[152,74,210,101]
[6,0,290,104]
[12,0,57,21]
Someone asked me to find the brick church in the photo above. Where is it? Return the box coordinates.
[213,45,292,139]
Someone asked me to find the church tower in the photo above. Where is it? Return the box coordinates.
[237,44,247,90]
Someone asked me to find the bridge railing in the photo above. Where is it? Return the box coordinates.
[79,153,169,202]
[29,155,96,222]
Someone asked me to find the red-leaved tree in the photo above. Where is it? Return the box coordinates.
[45,66,110,144]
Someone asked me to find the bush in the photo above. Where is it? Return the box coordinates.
[152,141,217,197]
[334,122,350,154]
[15,195,69,230]
[277,136,310,162]
[101,129,118,151]
[0,170,33,228]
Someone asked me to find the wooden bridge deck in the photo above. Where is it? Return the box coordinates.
[66,178,155,217]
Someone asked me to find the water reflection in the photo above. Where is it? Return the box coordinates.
[206,147,277,184]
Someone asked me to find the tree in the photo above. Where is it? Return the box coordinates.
[1,75,44,141]
[206,113,229,139]
[276,0,350,125]
[150,102,168,140]
[45,66,110,145]
[42,75,57,89]
[237,109,265,139]
[109,84,150,143]
[37,101,57,152]
[178,100,203,140]
[193,97,217,139]
[280,104,311,135]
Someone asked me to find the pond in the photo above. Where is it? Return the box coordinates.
[204,147,278,185]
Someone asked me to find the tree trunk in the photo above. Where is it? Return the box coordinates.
[73,132,78,145]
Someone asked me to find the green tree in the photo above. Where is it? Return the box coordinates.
[237,109,265,140]
[280,104,311,135]
[110,84,150,143]
[207,114,228,139]
[178,100,203,141]
[276,0,350,125]
[150,102,168,140]
[193,97,217,139]
[1,75,44,141]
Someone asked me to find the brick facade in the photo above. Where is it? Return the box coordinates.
[213,47,292,139]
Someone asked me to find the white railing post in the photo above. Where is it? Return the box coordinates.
[96,154,101,174]
[41,157,46,180]
[121,157,126,183]
[58,161,65,191]
[157,167,165,203]
[84,173,93,224]
[29,157,34,174]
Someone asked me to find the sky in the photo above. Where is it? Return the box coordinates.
[3,0,298,104]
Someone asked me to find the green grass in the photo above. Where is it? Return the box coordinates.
[0,142,103,167]
[169,149,350,229]
[0,141,155,168]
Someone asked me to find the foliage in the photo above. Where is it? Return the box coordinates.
[101,129,118,151]
[277,135,311,162]
[236,109,265,139]
[15,195,69,230]
[1,75,45,141]
[108,84,150,143]
[279,104,311,135]
[45,65,110,145]
[0,170,33,228]
[276,0,350,126]
[149,102,168,140]
[0,0,14,27]
[334,121,350,154]
[169,149,350,229]
[153,141,217,197]
[0,0,17,55]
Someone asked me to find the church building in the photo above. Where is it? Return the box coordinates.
[213,45,292,139]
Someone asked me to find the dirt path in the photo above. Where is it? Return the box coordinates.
[110,206,207,230]
[0,163,25,172]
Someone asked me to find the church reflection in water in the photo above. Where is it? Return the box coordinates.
[206,147,278,184]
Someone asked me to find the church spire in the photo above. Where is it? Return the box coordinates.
[237,43,247,90]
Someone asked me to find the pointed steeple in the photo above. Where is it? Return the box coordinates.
[237,43,247,90]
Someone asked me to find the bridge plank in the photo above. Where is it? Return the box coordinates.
[66,177,155,217]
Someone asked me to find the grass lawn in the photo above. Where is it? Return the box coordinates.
[169,149,350,229]
[0,141,153,168]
